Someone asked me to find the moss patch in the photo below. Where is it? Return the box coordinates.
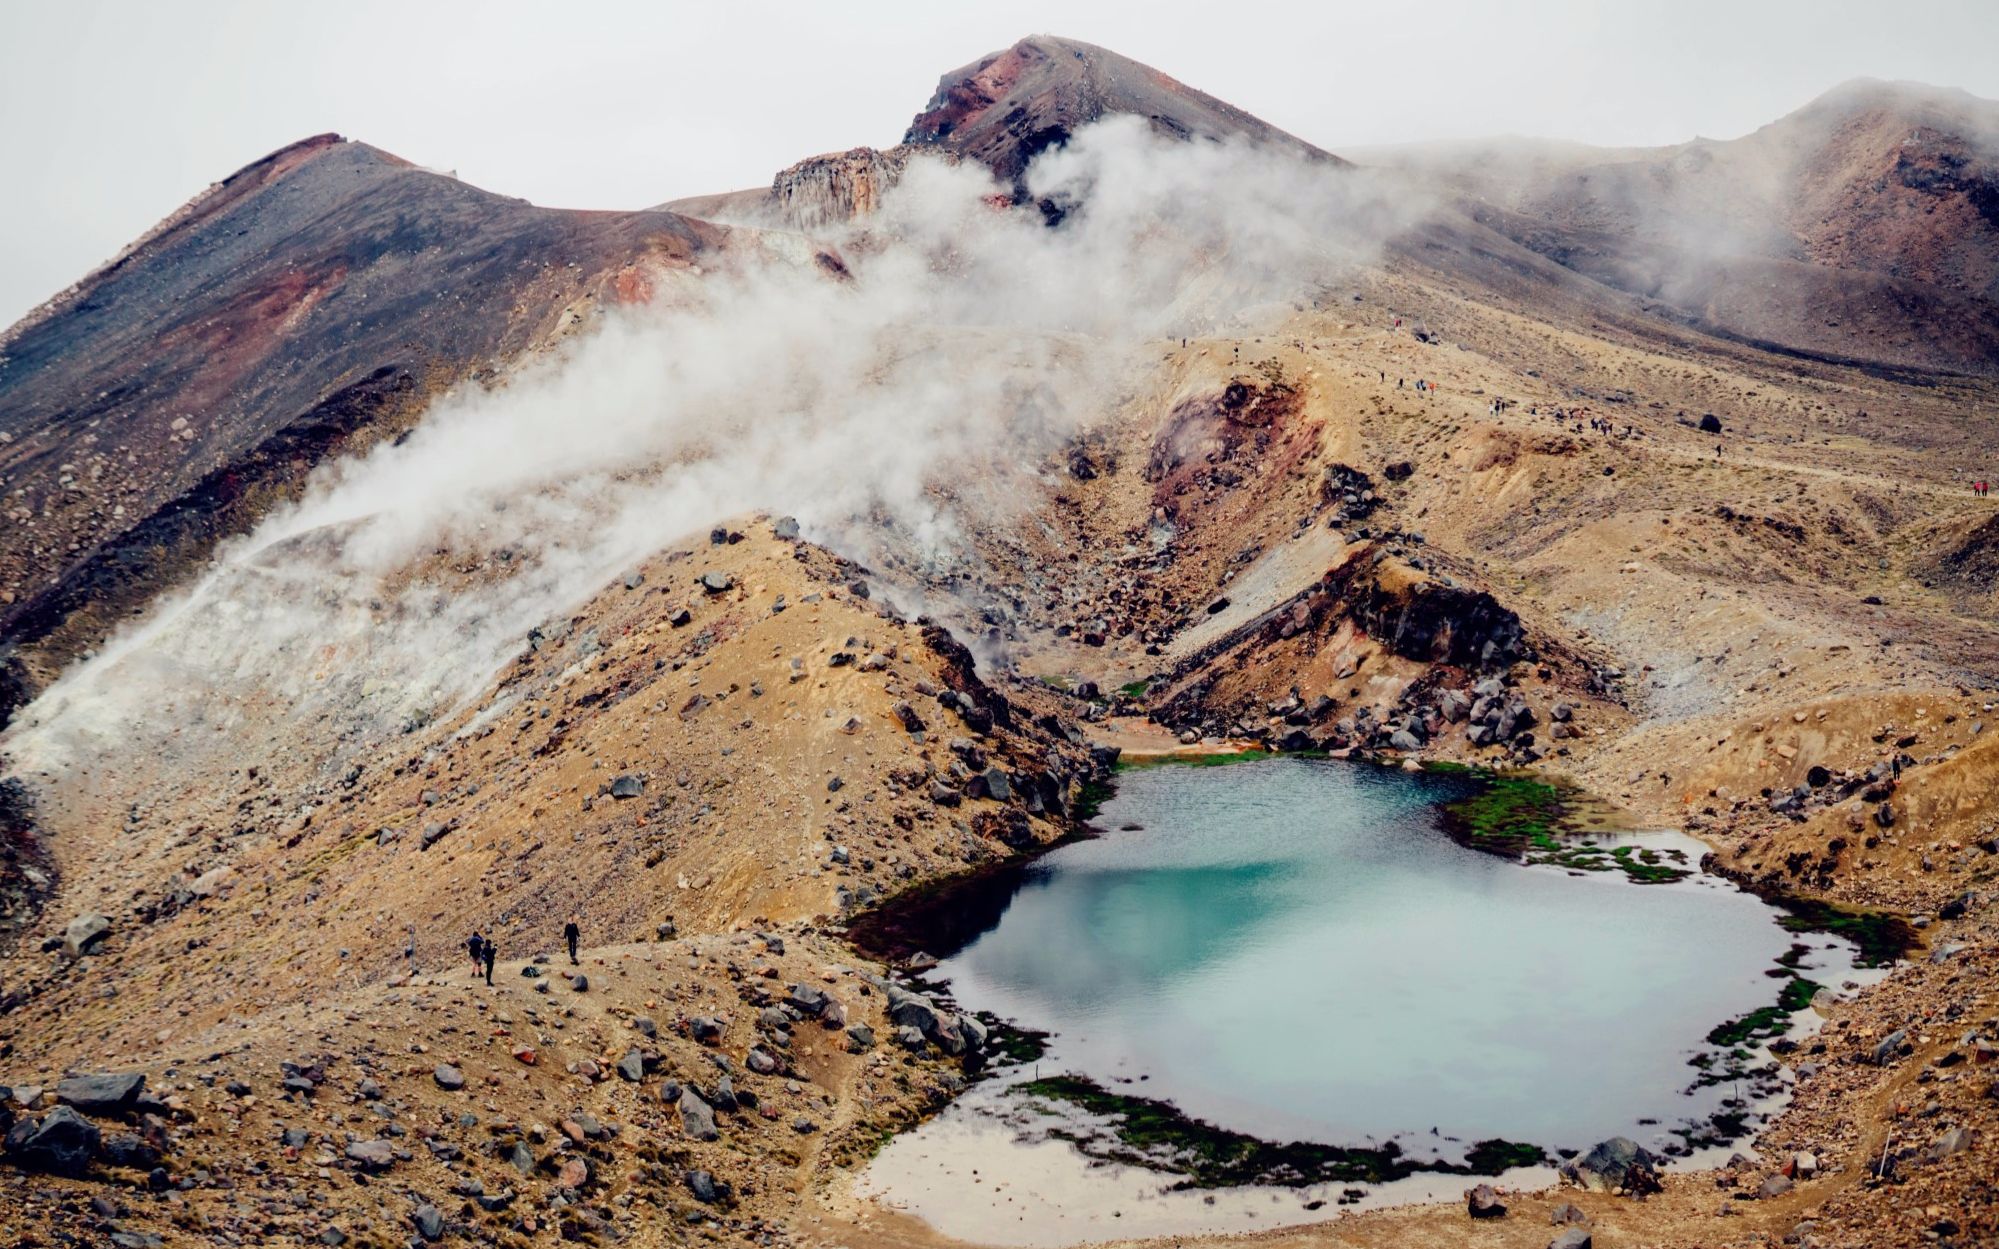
[1436,767,1688,884]
[1769,896,1915,968]
[1117,749,1270,771]
[1015,1075,1545,1189]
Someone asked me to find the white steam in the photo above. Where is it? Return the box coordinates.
[5,116,1428,776]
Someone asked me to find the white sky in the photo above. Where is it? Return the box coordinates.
[3,0,1996,329]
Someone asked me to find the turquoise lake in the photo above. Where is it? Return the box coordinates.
[929,756,1862,1156]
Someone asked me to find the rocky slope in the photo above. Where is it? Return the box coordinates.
[0,136,726,726]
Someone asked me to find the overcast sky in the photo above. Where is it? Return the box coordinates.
[3,0,1996,328]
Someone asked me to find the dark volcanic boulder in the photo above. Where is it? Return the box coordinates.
[5,1106,99,1174]
[1466,1183,1507,1218]
[55,1071,145,1115]
[1561,1136,1658,1192]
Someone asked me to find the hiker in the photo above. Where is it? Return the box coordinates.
[1715,443,1723,459]
[466,931,485,975]
[1892,756,1903,782]
[564,920,580,965]
[482,938,496,986]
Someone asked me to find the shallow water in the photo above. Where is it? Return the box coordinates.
[860,757,1868,1243]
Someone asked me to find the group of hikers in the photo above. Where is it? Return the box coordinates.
[1975,479,1991,498]
[464,919,582,985]
[1525,402,1637,441]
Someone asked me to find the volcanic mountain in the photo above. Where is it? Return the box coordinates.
[1376,78,1999,374]
[0,137,723,723]
[0,33,1996,1249]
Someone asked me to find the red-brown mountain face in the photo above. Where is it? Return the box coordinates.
[0,136,722,722]
[1410,79,1999,374]
[904,35,1340,188]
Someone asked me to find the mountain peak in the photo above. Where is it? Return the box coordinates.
[903,34,1338,186]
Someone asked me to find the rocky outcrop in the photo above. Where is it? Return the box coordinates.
[770,147,913,230]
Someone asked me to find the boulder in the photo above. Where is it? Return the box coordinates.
[1758,1173,1793,1199]
[432,1064,464,1091]
[5,1106,98,1174]
[1872,1029,1910,1065]
[885,984,943,1036]
[55,1071,146,1115]
[686,1168,724,1204]
[680,1089,719,1141]
[1466,1183,1506,1219]
[412,1203,445,1241]
[616,1049,645,1082]
[1561,1136,1657,1193]
[772,516,800,540]
[98,1131,160,1170]
[979,767,1012,801]
[786,985,831,1016]
[344,1139,397,1170]
[610,774,644,799]
[1549,1231,1592,1249]
[699,572,733,594]
[62,913,111,958]
[1549,1202,1588,1225]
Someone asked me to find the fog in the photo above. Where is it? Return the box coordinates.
[4,118,1429,775]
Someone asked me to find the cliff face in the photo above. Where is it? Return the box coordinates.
[0,137,725,721]
[769,146,914,230]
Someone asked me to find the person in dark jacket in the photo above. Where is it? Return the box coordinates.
[482,938,497,986]
[466,932,485,975]
[564,920,580,965]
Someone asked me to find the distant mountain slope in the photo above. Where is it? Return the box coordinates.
[1375,80,1999,374]
[0,136,722,722]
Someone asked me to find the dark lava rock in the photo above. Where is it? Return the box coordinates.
[680,1090,719,1141]
[1561,1136,1658,1192]
[610,774,644,799]
[5,1106,99,1174]
[55,1071,146,1115]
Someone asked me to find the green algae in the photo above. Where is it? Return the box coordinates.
[1015,1074,1545,1190]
